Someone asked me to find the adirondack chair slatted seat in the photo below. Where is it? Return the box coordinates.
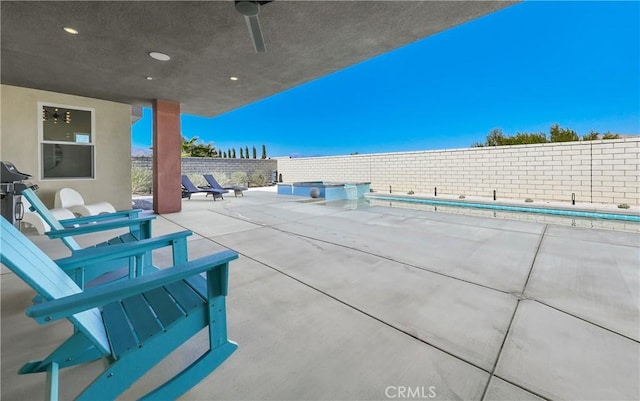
[22,188,165,288]
[1,218,238,401]
[182,175,226,201]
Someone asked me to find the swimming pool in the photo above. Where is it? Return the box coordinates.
[364,194,640,222]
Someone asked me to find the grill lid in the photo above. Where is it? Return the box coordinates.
[1,161,32,183]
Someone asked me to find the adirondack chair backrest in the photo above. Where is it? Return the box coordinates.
[21,188,81,251]
[0,218,111,354]
[181,175,199,192]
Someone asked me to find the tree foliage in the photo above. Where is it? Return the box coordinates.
[485,128,505,146]
[582,131,600,141]
[549,124,578,143]
[474,125,623,147]
[261,144,267,159]
[181,136,218,157]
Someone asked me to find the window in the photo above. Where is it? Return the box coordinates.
[39,103,95,179]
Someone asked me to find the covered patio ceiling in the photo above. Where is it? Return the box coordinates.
[1,1,516,117]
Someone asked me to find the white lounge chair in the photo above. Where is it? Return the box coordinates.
[54,187,117,216]
[21,197,76,235]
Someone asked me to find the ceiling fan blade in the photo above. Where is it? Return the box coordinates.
[244,15,266,53]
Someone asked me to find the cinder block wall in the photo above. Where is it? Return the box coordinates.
[132,157,278,183]
[277,138,639,206]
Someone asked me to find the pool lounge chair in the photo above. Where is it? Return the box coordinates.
[181,175,226,200]
[203,174,247,197]
[55,187,117,216]
[1,217,238,401]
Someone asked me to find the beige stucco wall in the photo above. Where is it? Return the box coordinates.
[278,137,640,206]
[1,84,132,210]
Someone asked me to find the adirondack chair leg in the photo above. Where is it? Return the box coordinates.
[76,290,236,400]
[171,239,188,266]
[19,331,104,375]
[75,317,216,401]
[75,338,236,401]
[129,220,152,241]
[46,362,59,401]
[141,289,235,400]
[139,341,238,401]
[75,267,85,287]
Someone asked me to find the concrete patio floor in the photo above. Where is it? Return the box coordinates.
[2,190,639,400]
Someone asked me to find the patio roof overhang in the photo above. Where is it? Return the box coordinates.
[1,1,517,117]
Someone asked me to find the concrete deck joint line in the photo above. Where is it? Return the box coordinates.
[520,224,548,295]
[198,231,493,373]
[486,375,553,401]
[241,250,493,371]
[480,299,522,401]
[269,224,514,296]
[535,300,640,344]
[480,225,548,400]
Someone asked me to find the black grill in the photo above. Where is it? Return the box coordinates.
[0,161,38,229]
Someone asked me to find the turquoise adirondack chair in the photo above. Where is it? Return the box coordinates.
[21,188,164,287]
[1,217,238,400]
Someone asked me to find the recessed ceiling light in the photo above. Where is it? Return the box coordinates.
[146,76,154,80]
[63,27,79,35]
[229,76,239,81]
[148,51,171,61]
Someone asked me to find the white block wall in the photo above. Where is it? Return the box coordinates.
[277,138,639,206]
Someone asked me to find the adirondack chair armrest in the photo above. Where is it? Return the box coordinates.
[27,250,239,324]
[54,230,193,268]
[58,209,143,227]
[45,216,156,238]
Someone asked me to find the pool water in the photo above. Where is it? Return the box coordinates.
[315,197,640,233]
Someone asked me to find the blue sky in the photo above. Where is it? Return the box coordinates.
[132,1,640,157]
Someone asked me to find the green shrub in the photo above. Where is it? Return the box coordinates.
[132,167,152,194]
[212,172,229,186]
[249,171,266,187]
[231,171,248,186]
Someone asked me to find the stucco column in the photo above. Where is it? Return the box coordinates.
[152,99,181,214]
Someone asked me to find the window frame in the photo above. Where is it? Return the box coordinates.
[38,102,96,180]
